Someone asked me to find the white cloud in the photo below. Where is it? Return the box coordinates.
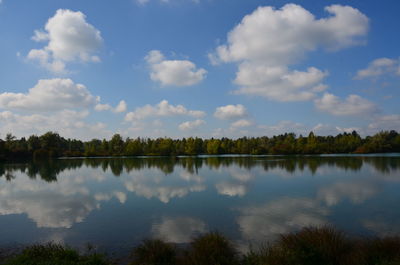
[214,104,247,120]
[0,110,111,140]
[145,50,207,87]
[315,93,378,116]
[32,29,49,42]
[152,217,207,243]
[233,64,328,101]
[213,4,368,64]
[94,103,111,112]
[125,100,205,121]
[115,100,127,113]
[27,9,102,73]
[355,57,400,79]
[368,115,400,132]
[0,78,96,111]
[179,119,205,131]
[231,119,254,128]
[95,100,127,113]
[211,4,368,101]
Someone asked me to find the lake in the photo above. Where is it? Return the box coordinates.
[0,155,399,256]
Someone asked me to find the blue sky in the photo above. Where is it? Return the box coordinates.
[0,0,399,140]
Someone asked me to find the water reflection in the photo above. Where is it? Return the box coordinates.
[236,197,329,243]
[215,168,254,197]
[123,170,205,203]
[317,179,381,206]
[0,155,399,253]
[152,216,207,243]
[0,171,99,228]
[1,156,399,182]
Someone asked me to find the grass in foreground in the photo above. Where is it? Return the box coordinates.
[1,243,109,265]
[2,227,400,265]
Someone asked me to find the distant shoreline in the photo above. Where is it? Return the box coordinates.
[1,130,399,162]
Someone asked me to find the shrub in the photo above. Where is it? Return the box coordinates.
[360,237,400,265]
[129,239,177,265]
[246,227,356,265]
[184,232,239,265]
[3,243,109,265]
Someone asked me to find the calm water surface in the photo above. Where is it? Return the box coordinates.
[0,155,399,255]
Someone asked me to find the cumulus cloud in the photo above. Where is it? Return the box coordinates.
[145,50,207,87]
[179,119,205,131]
[210,4,368,101]
[0,78,96,111]
[95,100,127,113]
[233,64,328,101]
[231,119,254,128]
[27,9,102,73]
[125,100,205,121]
[355,57,400,79]
[0,78,119,139]
[368,115,400,132]
[152,216,207,243]
[0,110,111,140]
[315,93,378,116]
[212,4,368,64]
[214,104,247,120]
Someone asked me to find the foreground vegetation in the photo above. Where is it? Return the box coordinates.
[1,227,400,265]
[1,130,400,161]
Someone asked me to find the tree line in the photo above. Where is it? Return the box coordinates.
[0,130,399,161]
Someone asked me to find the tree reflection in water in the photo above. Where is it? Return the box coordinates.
[1,155,399,182]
